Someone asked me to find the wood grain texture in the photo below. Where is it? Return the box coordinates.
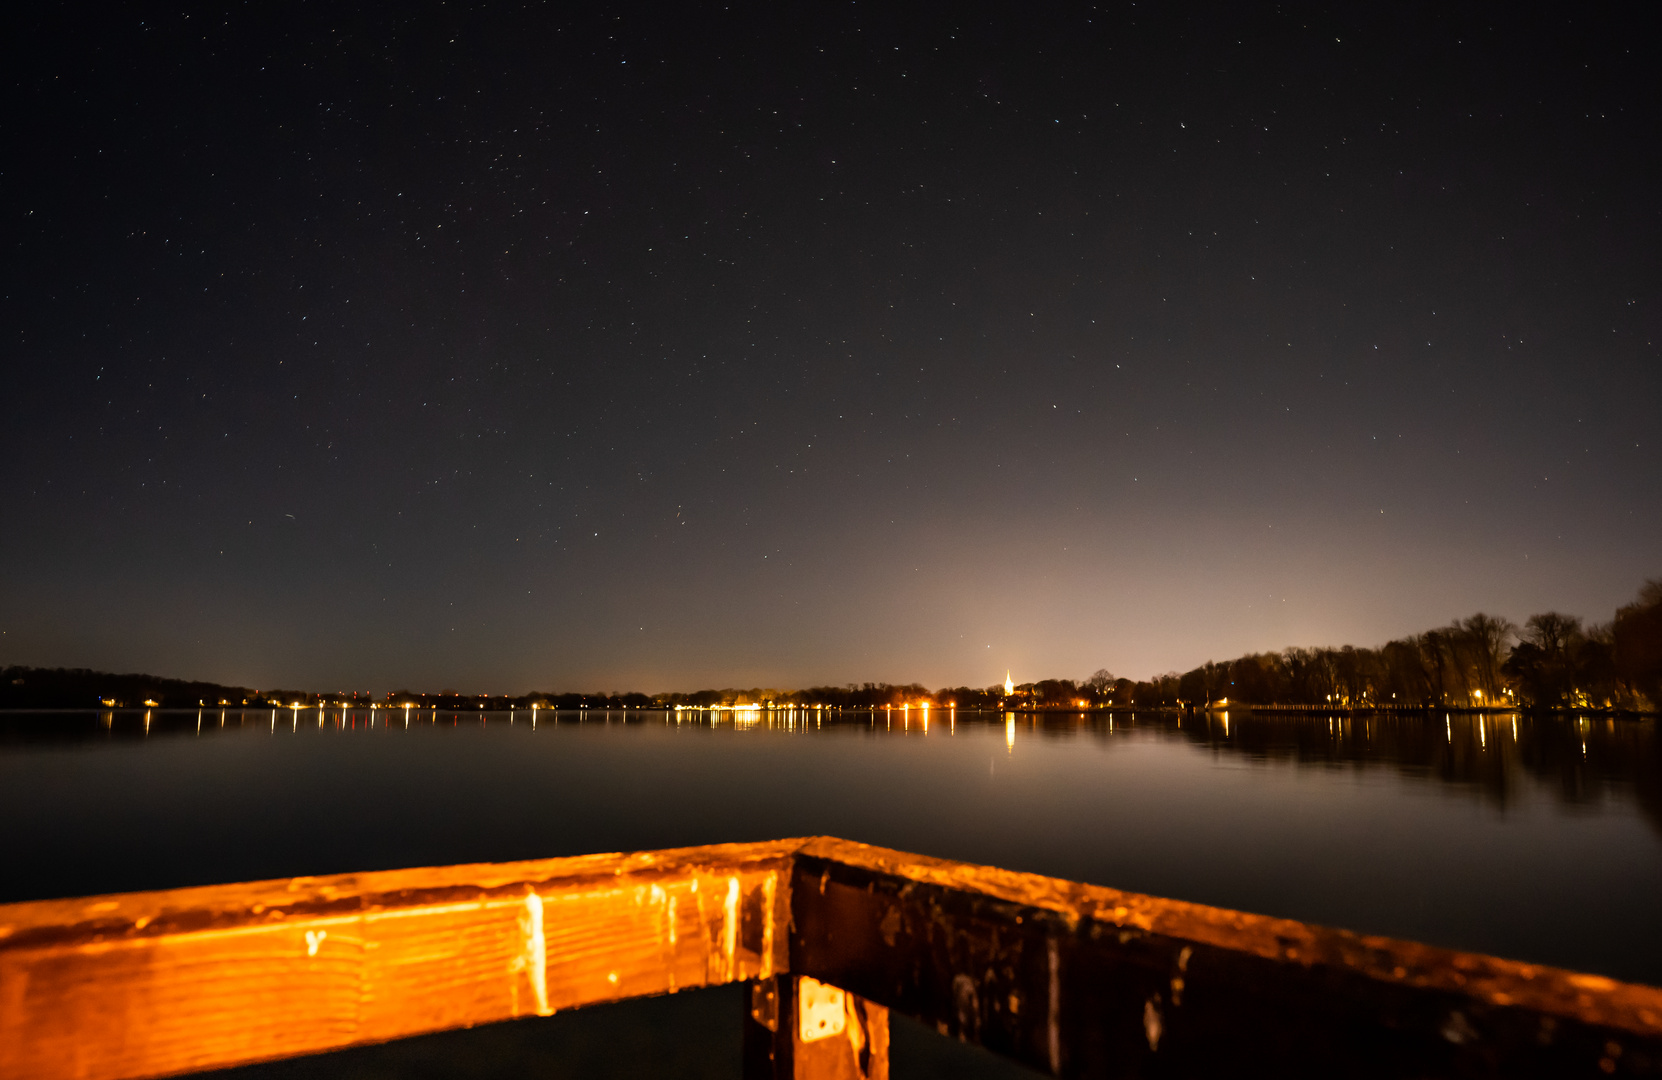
[5,836,1661,1080]
[790,838,1662,1077]
[0,840,796,1080]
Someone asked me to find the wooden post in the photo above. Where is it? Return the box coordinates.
[744,975,888,1080]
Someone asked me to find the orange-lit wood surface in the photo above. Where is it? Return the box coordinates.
[3,837,1661,1079]
[0,841,793,1080]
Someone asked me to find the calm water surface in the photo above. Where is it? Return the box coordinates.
[3,708,1658,1077]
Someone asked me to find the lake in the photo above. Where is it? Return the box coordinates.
[2,707,1658,1078]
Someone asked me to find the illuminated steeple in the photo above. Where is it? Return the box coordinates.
[1004,671,1015,696]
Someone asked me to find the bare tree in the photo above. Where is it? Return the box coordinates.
[1524,612,1583,658]
[1421,630,1461,704]
[1459,613,1516,701]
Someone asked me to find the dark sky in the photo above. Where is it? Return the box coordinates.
[4,3,1658,693]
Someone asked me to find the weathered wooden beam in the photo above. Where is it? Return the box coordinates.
[742,975,888,1080]
[0,840,795,1080]
[787,838,1662,1077]
[6,836,1661,1080]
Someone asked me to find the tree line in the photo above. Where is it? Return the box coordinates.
[1006,579,1662,712]
[0,667,259,710]
[5,579,1657,712]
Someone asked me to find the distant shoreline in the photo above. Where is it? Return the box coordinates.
[1,701,1653,718]
[4,577,1658,715]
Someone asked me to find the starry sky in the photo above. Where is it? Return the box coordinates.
[4,3,1658,693]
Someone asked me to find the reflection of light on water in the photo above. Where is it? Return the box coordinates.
[1005,713,1015,752]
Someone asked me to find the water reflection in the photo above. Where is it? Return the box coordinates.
[6,703,1661,992]
[4,707,1656,837]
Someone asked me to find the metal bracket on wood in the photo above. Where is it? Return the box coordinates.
[744,974,889,1080]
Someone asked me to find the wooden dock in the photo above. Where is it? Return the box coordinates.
[2,837,1659,1078]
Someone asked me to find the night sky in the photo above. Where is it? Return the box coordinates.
[4,3,1658,693]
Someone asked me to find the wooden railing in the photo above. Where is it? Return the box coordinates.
[2,838,1659,1078]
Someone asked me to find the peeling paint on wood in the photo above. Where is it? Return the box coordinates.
[788,838,1662,1077]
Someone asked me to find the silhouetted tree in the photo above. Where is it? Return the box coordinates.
[1575,623,1619,707]
[1457,613,1515,701]
[1379,637,1437,706]
[1615,580,1662,710]
[1506,612,1585,708]
[1033,679,1080,706]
